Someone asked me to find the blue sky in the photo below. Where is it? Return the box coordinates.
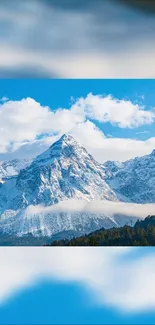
[0,79,155,162]
[1,79,155,111]
[1,248,155,324]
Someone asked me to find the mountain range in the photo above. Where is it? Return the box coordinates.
[104,150,155,203]
[0,134,154,240]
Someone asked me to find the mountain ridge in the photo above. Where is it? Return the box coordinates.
[104,149,155,203]
[0,134,119,237]
[0,134,155,238]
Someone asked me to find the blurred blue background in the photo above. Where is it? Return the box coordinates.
[0,0,155,78]
[0,247,155,324]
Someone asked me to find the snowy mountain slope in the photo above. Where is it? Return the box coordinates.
[0,165,8,180]
[0,158,31,179]
[0,134,152,238]
[0,135,123,237]
[0,204,137,237]
[104,150,155,203]
[0,134,118,212]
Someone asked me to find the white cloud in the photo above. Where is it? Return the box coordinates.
[70,120,155,162]
[72,120,106,149]
[1,247,155,313]
[0,96,155,163]
[136,130,149,135]
[72,93,155,128]
[0,97,84,153]
[23,199,155,219]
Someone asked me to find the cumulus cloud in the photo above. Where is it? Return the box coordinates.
[73,93,155,128]
[71,120,155,162]
[0,97,84,153]
[1,247,155,313]
[72,120,106,149]
[0,96,155,162]
[4,128,155,163]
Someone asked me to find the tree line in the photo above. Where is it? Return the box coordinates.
[48,215,155,246]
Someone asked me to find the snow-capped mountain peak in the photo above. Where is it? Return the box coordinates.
[0,135,118,212]
[34,134,88,166]
[2,135,153,238]
[0,134,121,237]
[53,133,78,146]
[49,134,79,153]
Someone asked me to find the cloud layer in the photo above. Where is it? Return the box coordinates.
[25,199,155,220]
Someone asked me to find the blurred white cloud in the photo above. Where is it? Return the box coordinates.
[0,97,9,102]
[1,247,155,313]
[0,0,155,77]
